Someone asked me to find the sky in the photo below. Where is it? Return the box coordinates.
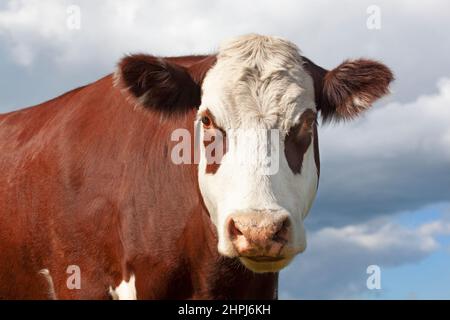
[0,0,449,299]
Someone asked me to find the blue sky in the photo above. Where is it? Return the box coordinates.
[384,204,450,299]
[1,0,449,299]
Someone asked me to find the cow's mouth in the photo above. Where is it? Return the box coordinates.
[239,256,293,273]
[245,256,285,262]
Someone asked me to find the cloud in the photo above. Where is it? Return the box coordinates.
[1,0,450,102]
[280,208,450,299]
[0,0,72,66]
[309,77,450,228]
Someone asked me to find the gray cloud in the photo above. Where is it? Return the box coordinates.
[1,0,450,107]
[308,78,450,228]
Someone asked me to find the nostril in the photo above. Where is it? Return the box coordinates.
[282,218,291,230]
[273,218,291,242]
[228,218,243,239]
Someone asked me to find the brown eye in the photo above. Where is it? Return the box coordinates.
[201,115,212,128]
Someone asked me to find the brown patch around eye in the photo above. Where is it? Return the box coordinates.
[201,115,212,128]
[200,109,228,174]
[284,109,317,174]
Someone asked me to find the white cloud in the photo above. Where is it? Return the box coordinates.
[1,0,449,128]
[0,0,72,65]
[1,0,450,94]
[280,207,450,299]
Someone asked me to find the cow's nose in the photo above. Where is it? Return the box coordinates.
[228,212,291,258]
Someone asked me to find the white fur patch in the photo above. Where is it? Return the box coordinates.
[197,34,319,259]
[109,275,137,300]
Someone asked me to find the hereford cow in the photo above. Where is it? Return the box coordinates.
[0,34,393,299]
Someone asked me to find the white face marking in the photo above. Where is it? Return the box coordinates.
[109,275,137,300]
[197,35,319,268]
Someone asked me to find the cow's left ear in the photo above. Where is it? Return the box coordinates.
[115,54,215,114]
[303,57,394,122]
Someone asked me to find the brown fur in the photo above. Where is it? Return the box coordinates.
[284,109,317,174]
[302,56,394,122]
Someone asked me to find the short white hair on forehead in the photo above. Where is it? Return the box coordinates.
[201,34,316,133]
[218,33,304,70]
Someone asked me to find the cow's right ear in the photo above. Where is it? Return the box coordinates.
[303,56,393,122]
[115,54,214,114]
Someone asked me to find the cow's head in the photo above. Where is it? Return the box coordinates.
[116,34,393,273]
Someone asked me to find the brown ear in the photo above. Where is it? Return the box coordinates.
[115,54,216,114]
[303,57,394,122]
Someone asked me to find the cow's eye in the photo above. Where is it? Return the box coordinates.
[201,115,212,128]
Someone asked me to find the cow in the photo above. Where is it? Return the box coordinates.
[0,34,393,299]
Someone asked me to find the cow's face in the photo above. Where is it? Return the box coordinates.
[197,37,319,272]
[116,34,393,273]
